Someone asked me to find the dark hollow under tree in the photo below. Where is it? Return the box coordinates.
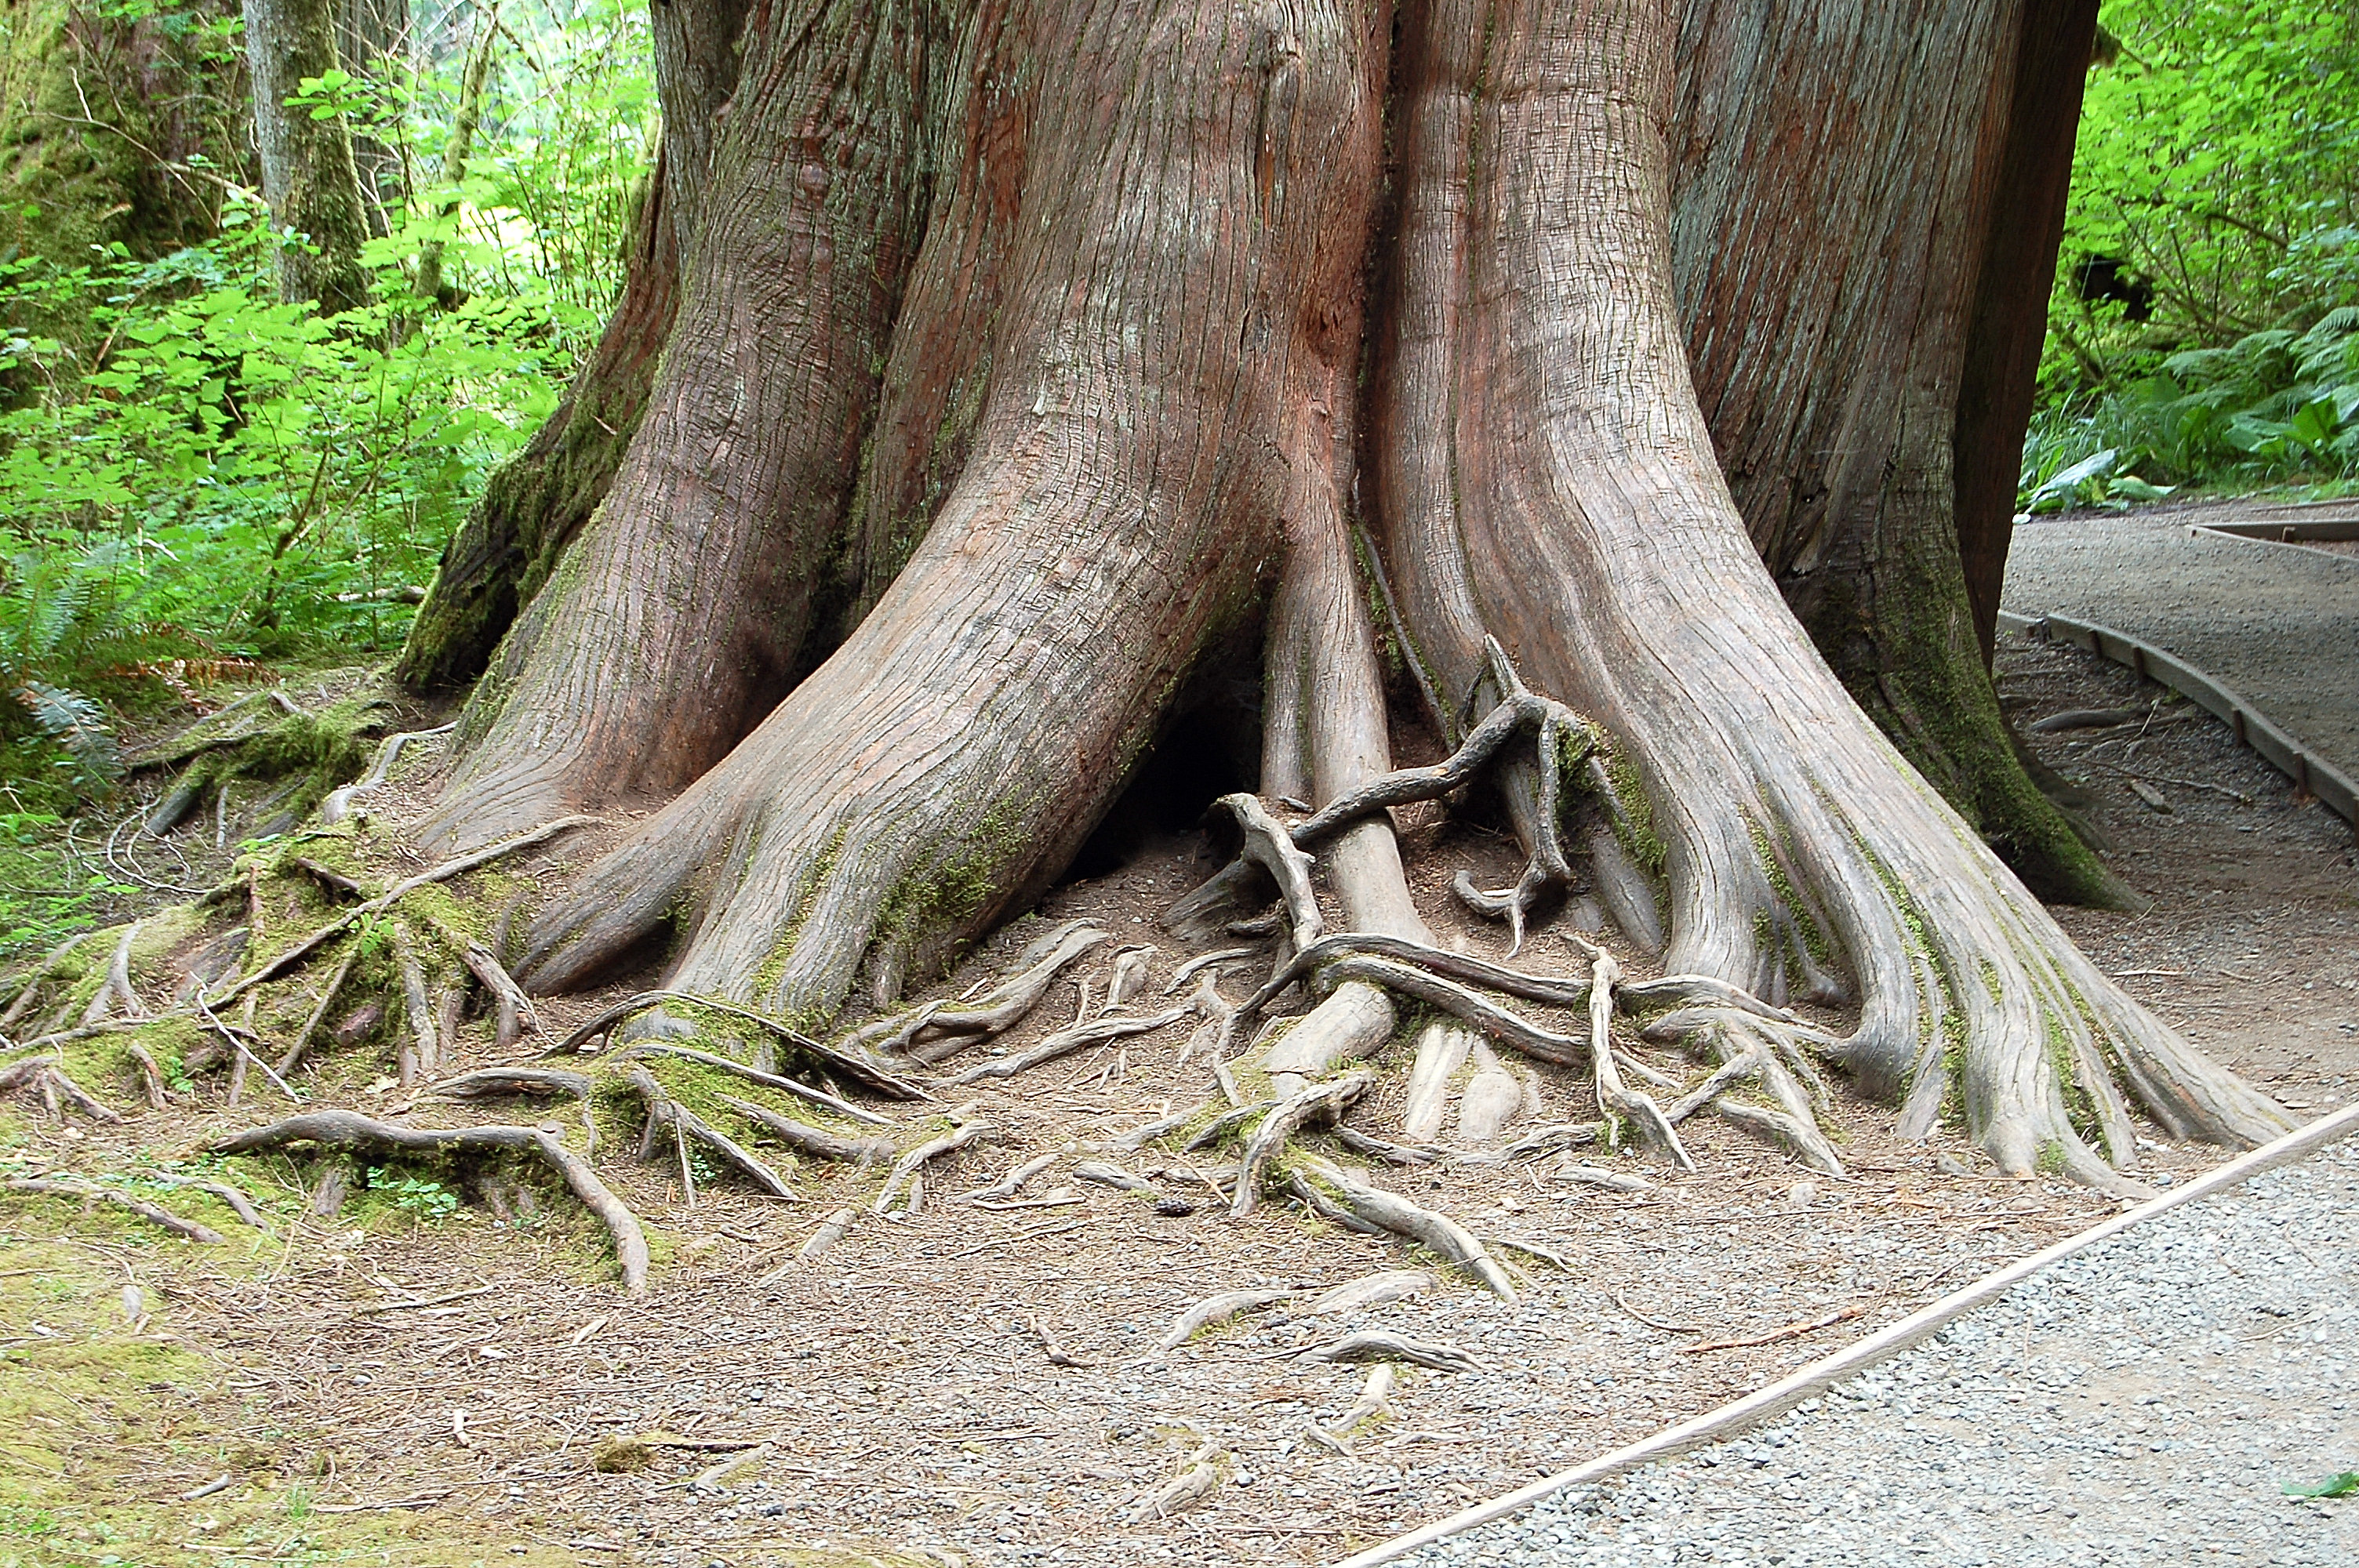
[383,0,2287,1187]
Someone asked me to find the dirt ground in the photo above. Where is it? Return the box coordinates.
[2,629,2354,1568]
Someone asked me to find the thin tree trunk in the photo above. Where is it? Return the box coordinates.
[410,0,498,309]
[245,0,375,312]
[1667,0,2121,906]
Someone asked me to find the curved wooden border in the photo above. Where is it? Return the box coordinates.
[1325,1102,2359,1568]
[1996,608,2357,827]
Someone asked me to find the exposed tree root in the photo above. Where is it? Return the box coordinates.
[617,1043,892,1127]
[5,1177,224,1243]
[950,1000,1201,1087]
[871,1103,994,1216]
[1296,1330,1487,1374]
[1,1054,124,1124]
[215,1110,649,1294]
[545,990,925,1100]
[1158,1288,1298,1351]
[719,1096,895,1167]
[1125,1444,1223,1524]
[852,921,1109,1065]
[1230,1072,1374,1217]
[1294,1157,1517,1301]
[623,1065,800,1204]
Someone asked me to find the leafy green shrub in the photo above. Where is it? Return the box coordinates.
[2028,2,2359,504]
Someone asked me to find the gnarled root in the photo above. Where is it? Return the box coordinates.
[214,1110,649,1294]
[871,1103,996,1216]
[623,1066,800,1205]
[5,1177,225,1243]
[852,921,1109,1065]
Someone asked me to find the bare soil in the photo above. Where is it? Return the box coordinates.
[2,630,2354,1568]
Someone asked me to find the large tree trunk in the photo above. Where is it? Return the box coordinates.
[245,0,375,312]
[399,0,2285,1186]
[1665,0,2118,906]
[394,0,755,691]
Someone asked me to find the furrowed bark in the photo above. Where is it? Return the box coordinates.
[397,0,757,691]
[417,0,956,851]
[516,0,1391,1025]
[244,0,373,313]
[1369,0,2288,1179]
[1667,0,2121,906]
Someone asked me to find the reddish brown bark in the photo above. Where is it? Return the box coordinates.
[515,0,1390,1022]
[417,0,956,852]
[402,0,2284,1185]
[1953,0,2101,659]
[1365,0,2282,1178]
[1665,0,2121,906]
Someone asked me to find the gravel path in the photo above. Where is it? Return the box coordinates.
[1398,1138,2359,1567]
[2001,510,2359,782]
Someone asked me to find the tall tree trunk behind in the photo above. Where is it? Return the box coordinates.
[393,0,753,691]
[1952,0,2100,657]
[245,0,375,312]
[1666,0,2117,906]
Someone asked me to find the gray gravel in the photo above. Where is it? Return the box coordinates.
[2002,512,2359,782]
[1401,1139,2359,1566]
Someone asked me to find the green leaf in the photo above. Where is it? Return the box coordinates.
[2282,1472,2359,1499]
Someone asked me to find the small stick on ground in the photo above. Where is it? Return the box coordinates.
[5,1178,224,1243]
[1679,1301,1867,1354]
[194,996,301,1103]
[1032,1316,1088,1367]
[213,1110,648,1294]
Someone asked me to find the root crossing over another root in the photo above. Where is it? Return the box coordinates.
[213,1110,648,1294]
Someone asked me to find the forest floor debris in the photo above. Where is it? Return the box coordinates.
[0,632,2354,1566]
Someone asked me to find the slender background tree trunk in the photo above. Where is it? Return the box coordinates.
[245,0,375,311]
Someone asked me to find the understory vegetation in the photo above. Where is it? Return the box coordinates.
[2023,0,2359,509]
[0,0,654,950]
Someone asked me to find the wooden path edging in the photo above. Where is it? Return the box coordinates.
[1325,1101,2359,1568]
[1997,608,2358,828]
